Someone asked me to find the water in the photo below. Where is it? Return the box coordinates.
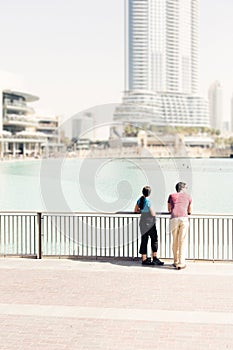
[0,157,232,214]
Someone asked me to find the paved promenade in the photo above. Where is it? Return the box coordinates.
[0,258,233,350]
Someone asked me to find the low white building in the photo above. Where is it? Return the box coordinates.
[0,89,62,157]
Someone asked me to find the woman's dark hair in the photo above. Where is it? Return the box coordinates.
[175,182,186,193]
[138,186,151,210]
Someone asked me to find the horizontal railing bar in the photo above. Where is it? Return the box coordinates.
[0,211,232,218]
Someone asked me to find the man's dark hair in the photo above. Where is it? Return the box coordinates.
[138,186,151,210]
[175,182,186,193]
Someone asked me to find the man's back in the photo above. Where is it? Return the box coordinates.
[168,192,192,218]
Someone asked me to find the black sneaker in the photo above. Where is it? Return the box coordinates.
[153,257,164,266]
[177,264,186,270]
[142,258,155,266]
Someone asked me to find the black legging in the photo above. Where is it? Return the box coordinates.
[139,224,158,255]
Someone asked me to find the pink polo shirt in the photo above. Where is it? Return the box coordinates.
[168,192,192,218]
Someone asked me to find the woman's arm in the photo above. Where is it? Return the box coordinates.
[149,207,155,217]
[134,203,140,213]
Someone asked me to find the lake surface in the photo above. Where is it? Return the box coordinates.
[0,157,232,214]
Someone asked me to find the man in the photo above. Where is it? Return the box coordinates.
[167,182,192,270]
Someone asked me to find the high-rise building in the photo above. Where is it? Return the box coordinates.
[208,81,223,131]
[114,0,209,127]
[231,94,233,133]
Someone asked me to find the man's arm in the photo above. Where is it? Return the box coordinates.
[188,203,192,215]
[167,202,171,213]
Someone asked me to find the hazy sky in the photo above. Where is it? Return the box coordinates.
[0,0,232,124]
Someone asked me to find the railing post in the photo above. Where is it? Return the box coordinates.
[37,212,42,259]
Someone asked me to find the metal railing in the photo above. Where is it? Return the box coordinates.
[0,212,232,261]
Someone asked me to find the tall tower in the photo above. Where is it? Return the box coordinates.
[116,0,209,127]
[231,94,233,133]
[126,0,199,94]
[208,81,223,131]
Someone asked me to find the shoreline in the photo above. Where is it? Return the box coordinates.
[0,154,232,164]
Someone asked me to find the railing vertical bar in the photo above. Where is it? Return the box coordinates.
[217,218,220,260]
[95,216,97,259]
[46,214,49,256]
[222,219,225,260]
[161,217,167,258]
[193,218,195,259]
[11,215,15,255]
[212,218,215,262]
[198,218,200,259]
[104,216,107,257]
[73,216,76,256]
[166,217,169,258]
[2,215,4,255]
[8,215,10,255]
[51,215,54,256]
[29,215,32,255]
[136,216,139,259]
[16,216,19,255]
[20,215,23,256]
[27,215,32,254]
[69,216,71,256]
[113,217,116,258]
[110,216,112,258]
[64,215,67,256]
[227,219,229,260]
[64,216,67,256]
[0,215,1,255]
[82,215,84,257]
[50,214,54,255]
[33,216,36,256]
[66,216,69,256]
[59,215,61,256]
[54,215,57,256]
[77,216,79,257]
[98,216,103,256]
[163,217,166,259]
[132,218,134,259]
[127,217,129,258]
[232,218,233,260]
[29,215,31,255]
[25,215,27,255]
[207,218,210,260]
[118,217,120,257]
[37,213,42,259]
[90,216,93,257]
[108,216,111,257]
[202,218,205,259]
[123,217,125,257]
[33,215,36,256]
[85,215,88,256]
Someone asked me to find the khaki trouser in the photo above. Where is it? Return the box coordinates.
[170,217,189,267]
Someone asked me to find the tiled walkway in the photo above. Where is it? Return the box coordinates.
[0,258,233,349]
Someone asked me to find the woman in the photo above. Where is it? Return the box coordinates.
[134,186,164,266]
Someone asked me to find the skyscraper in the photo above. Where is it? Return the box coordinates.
[208,81,223,131]
[231,94,233,133]
[114,0,209,127]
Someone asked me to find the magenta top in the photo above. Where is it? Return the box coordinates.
[168,192,192,218]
